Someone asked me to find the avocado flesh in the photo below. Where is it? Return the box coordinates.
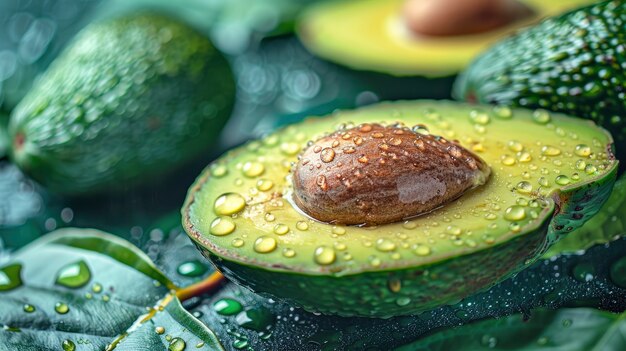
[454,0,626,160]
[183,100,617,317]
[8,13,235,195]
[297,0,594,77]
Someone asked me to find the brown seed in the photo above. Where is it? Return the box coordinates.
[292,123,491,225]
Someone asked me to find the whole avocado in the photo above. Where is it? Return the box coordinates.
[454,0,626,158]
[9,13,235,195]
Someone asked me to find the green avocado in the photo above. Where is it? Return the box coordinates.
[297,0,593,77]
[8,13,235,195]
[454,0,626,159]
[183,100,618,318]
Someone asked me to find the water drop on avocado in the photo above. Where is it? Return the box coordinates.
[214,193,246,216]
[210,217,236,236]
[314,246,336,265]
[254,236,277,253]
[23,304,35,313]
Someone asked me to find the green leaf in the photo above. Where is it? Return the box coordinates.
[0,228,222,350]
[545,174,626,258]
[395,308,626,350]
[110,295,224,351]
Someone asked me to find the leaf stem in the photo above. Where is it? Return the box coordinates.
[176,271,225,302]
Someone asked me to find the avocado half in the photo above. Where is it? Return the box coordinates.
[297,0,594,77]
[182,100,617,318]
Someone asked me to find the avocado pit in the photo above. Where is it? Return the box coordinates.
[402,0,535,37]
[292,123,491,226]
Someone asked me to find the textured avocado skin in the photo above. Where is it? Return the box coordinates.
[454,0,625,158]
[9,13,235,195]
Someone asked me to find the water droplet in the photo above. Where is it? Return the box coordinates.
[403,221,417,229]
[395,297,411,306]
[254,236,277,253]
[572,262,595,282]
[296,221,309,231]
[358,155,369,163]
[0,263,22,292]
[210,217,236,236]
[388,278,402,293]
[273,224,289,235]
[23,304,35,313]
[102,294,110,302]
[92,283,102,293]
[264,213,275,222]
[538,177,549,187]
[280,142,300,156]
[62,340,76,351]
[196,341,205,348]
[610,256,626,288]
[562,319,573,328]
[504,206,526,221]
[516,181,533,194]
[256,179,274,191]
[470,110,490,125]
[332,226,346,235]
[375,239,396,252]
[168,337,186,351]
[507,140,523,152]
[235,307,274,331]
[282,248,296,258]
[585,164,597,174]
[445,225,462,235]
[55,260,91,289]
[210,164,228,178]
[316,175,328,190]
[501,155,516,166]
[320,148,335,163]
[517,152,532,163]
[55,302,70,314]
[481,335,498,348]
[541,145,561,156]
[231,238,245,248]
[214,298,243,316]
[574,144,591,157]
[533,109,551,124]
[414,245,431,256]
[555,175,571,186]
[214,193,246,215]
[233,339,249,349]
[242,161,265,177]
[484,213,497,220]
[155,326,165,334]
[176,260,208,277]
[314,246,336,265]
[493,105,512,119]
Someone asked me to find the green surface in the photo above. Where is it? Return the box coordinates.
[545,174,626,257]
[183,100,618,317]
[455,0,626,160]
[9,13,235,196]
[396,308,626,350]
[0,228,222,350]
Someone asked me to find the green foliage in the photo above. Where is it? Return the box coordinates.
[396,308,626,351]
[0,228,222,350]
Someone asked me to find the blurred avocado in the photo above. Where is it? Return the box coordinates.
[9,13,235,195]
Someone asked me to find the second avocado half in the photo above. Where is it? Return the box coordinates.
[183,100,618,318]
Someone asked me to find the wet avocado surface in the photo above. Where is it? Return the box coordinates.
[183,100,617,317]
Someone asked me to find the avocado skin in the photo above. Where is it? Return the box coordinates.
[454,0,626,158]
[9,13,235,195]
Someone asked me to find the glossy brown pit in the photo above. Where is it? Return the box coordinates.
[292,123,491,226]
[403,0,534,37]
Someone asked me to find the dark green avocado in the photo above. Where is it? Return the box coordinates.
[454,0,626,159]
[8,13,235,195]
[183,100,618,318]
